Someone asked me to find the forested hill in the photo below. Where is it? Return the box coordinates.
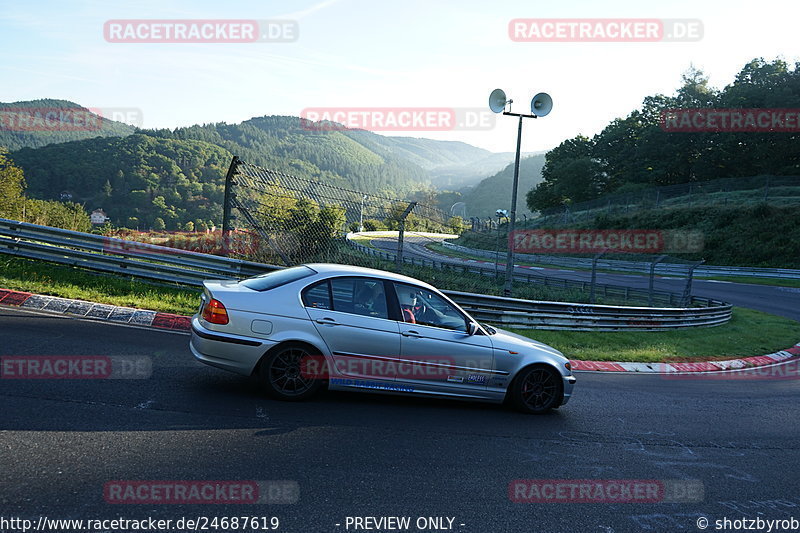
[462,155,545,218]
[0,99,135,150]
[10,134,234,231]
[4,108,528,231]
[6,115,501,230]
[141,115,432,196]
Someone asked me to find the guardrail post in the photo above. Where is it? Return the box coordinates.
[395,202,416,270]
[682,260,705,307]
[589,250,606,304]
[221,155,240,256]
[649,254,667,307]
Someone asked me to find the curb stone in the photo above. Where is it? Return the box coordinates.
[1,287,797,374]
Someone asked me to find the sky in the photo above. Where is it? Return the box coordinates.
[1,0,798,154]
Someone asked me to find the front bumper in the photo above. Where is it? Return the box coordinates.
[561,374,577,406]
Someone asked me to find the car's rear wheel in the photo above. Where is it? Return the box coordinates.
[259,343,323,401]
[510,365,562,414]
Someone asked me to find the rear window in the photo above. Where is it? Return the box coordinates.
[240,265,316,291]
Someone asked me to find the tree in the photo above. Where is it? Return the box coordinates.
[448,216,466,234]
[527,136,603,211]
[153,217,166,231]
[0,149,26,219]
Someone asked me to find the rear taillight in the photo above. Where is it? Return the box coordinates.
[202,298,229,325]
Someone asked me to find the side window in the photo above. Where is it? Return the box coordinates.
[394,284,467,332]
[330,278,356,314]
[352,279,389,319]
[329,277,389,319]
[302,281,331,310]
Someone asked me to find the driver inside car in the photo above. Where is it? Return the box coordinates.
[398,288,446,327]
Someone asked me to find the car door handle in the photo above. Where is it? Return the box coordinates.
[315,318,339,325]
[402,330,422,338]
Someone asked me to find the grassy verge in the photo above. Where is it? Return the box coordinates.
[0,256,200,315]
[2,254,797,363]
[693,275,800,288]
[510,307,800,362]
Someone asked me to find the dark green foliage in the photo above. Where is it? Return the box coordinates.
[10,134,232,230]
[527,58,800,212]
[0,148,90,231]
[7,115,466,231]
[142,116,431,198]
[0,149,25,219]
[575,205,800,268]
[0,99,135,150]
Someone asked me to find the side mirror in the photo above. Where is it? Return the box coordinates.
[467,322,479,336]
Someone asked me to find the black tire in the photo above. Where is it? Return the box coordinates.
[510,365,563,414]
[259,343,323,401]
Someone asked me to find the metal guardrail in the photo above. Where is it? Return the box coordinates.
[0,218,732,331]
[448,291,732,331]
[346,238,722,309]
[347,239,731,330]
[0,218,278,285]
[443,241,800,280]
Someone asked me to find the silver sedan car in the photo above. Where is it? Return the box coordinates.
[190,264,576,414]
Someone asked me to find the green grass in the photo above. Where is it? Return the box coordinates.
[693,275,800,288]
[509,308,800,362]
[0,256,200,315]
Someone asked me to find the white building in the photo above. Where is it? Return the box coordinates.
[91,209,109,225]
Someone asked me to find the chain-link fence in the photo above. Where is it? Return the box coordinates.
[221,157,454,265]
[218,157,715,306]
[448,228,705,306]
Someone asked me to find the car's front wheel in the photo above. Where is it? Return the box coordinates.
[259,343,323,401]
[510,365,563,414]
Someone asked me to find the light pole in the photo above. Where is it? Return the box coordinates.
[489,89,552,296]
[359,194,368,232]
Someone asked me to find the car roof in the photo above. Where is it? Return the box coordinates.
[304,263,437,290]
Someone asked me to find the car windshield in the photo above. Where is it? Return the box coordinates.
[240,265,316,291]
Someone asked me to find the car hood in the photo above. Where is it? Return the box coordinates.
[489,327,568,360]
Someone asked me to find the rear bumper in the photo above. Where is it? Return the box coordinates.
[190,316,271,376]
